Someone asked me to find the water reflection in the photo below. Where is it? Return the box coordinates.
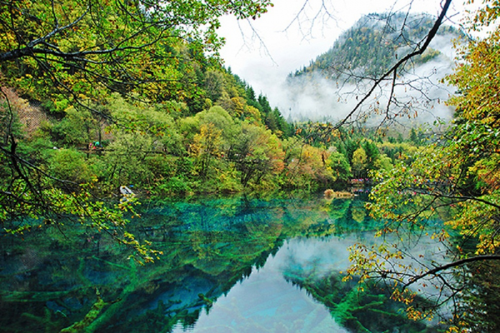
[0,194,445,332]
[174,247,348,333]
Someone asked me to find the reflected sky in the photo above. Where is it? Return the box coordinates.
[0,195,448,332]
[173,237,350,333]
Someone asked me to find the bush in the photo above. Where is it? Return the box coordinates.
[49,148,92,185]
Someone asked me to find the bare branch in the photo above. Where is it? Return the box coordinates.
[283,0,337,40]
[403,255,500,290]
[334,0,452,128]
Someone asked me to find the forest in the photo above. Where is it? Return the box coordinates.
[290,12,460,80]
[0,0,419,248]
[1,0,500,332]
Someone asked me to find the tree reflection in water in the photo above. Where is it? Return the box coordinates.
[0,194,462,332]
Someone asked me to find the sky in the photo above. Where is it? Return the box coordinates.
[217,0,467,120]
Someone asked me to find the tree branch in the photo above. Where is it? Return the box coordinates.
[0,5,90,62]
[335,0,452,128]
[403,255,500,290]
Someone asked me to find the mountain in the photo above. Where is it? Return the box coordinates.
[291,12,460,80]
[281,12,462,123]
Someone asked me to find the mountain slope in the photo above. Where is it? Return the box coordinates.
[291,12,460,81]
[277,12,461,124]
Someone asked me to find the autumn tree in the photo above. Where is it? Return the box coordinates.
[351,147,367,178]
[191,123,223,180]
[231,122,285,188]
[343,1,500,329]
[0,0,272,261]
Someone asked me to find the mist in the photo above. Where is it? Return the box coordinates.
[263,32,458,126]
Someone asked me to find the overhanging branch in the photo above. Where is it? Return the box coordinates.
[403,254,500,290]
[335,0,453,128]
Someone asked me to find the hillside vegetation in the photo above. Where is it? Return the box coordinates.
[290,12,460,80]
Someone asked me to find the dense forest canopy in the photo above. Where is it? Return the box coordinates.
[1,0,500,330]
[1,0,389,262]
[0,0,277,261]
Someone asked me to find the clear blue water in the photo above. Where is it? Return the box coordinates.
[0,194,445,332]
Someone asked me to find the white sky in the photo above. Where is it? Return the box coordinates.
[218,0,466,104]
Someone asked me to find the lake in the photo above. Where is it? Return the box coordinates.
[0,193,447,332]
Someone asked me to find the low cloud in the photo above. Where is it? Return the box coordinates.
[262,33,458,127]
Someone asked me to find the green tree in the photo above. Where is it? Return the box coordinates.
[191,123,223,181]
[232,123,285,188]
[329,151,352,185]
[344,1,500,328]
[409,128,419,144]
[0,0,272,261]
[351,147,367,178]
[0,0,272,104]
[48,148,93,185]
[102,131,155,187]
[373,154,392,172]
[204,70,227,102]
[362,140,380,172]
[197,105,238,147]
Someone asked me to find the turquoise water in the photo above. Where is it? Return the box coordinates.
[0,194,445,332]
